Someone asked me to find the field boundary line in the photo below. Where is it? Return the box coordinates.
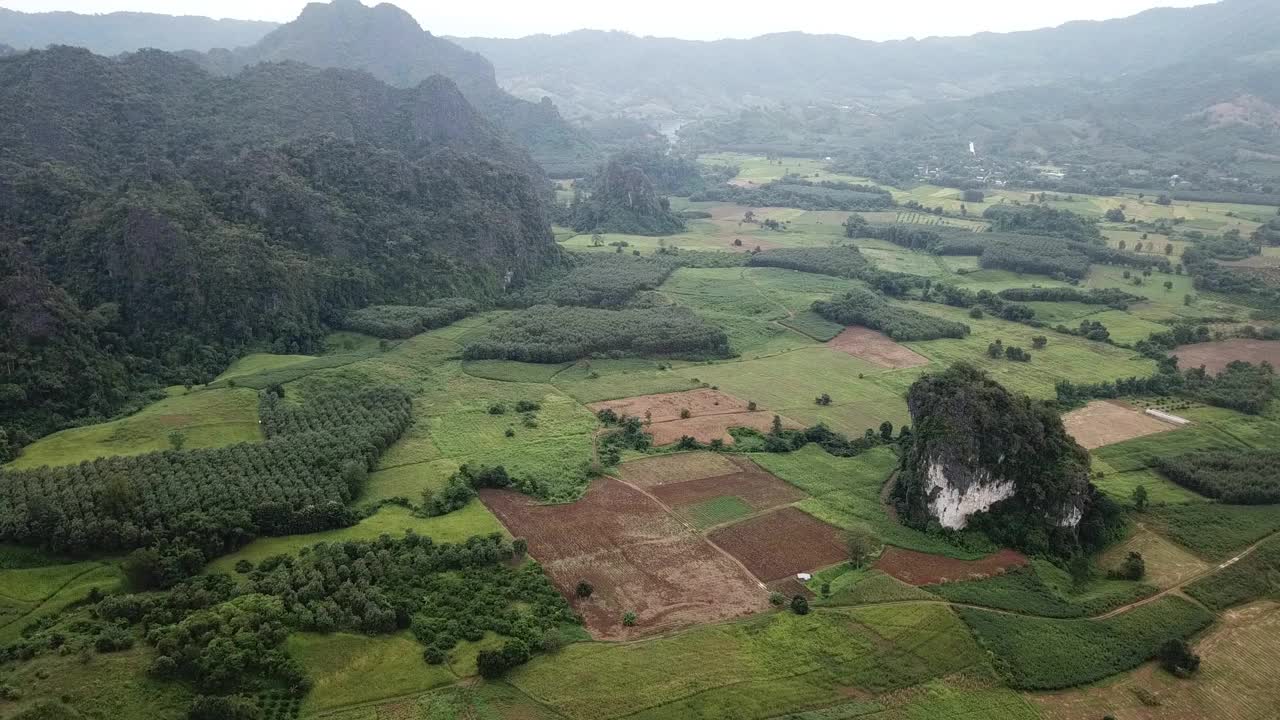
[606,473,770,591]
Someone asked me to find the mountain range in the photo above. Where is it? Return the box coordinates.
[0,6,276,54]
[0,45,557,448]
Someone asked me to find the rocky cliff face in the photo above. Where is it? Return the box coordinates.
[893,364,1094,550]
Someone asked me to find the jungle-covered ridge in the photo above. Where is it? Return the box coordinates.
[0,44,558,454]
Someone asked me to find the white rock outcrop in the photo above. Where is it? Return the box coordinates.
[924,460,1016,530]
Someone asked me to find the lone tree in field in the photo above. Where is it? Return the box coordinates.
[167,431,186,452]
[771,415,784,435]
[1164,280,1174,292]
[1132,485,1149,511]
[1165,243,1174,255]
[1112,551,1145,581]
[790,595,809,615]
[847,530,877,568]
[815,393,832,406]
[1032,336,1048,350]
[575,580,594,598]
[879,421,894,441]
[1158,639,1201,676]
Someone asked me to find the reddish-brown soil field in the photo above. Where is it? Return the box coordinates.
[828,326,929,369]
[588,388,750,424]
[646,411,802,446]
[1061,400,1178,450]
[1173,339,1280,376]
[480,478,767,640]
[873,546,1028,586]
[650,463,805,514]
[708,507,849,582]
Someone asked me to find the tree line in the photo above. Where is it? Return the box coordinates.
[813,288,970,341]
[343,299,478,339]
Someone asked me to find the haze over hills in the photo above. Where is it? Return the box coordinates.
[456,0,1274,120]
[0,6,277,54]
[189,0,599,176]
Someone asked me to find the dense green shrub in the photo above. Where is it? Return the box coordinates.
[813,288,969,341]
[0,388,411,555]
[747,246,869,279]
[959,596,1214,689]
[997,287,1141,309]
[1154,449,1280,504]
[506,253,678,308]
[343,299,478,338]
[982,204,1102,242]
[694,178,894,211]
[462,305,730,362]
[1147,503,1280,560]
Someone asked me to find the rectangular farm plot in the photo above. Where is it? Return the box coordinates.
[479,478,767,640]
[709,507,849,582]
[649,462,807,529]
[1061,400,1180,450]
[828,326,929,369]
[612,451,742,488]
[590,389,802,446]
[1173,339,1280,376]
[588,388,750,424]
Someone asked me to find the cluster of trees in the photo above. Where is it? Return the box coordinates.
[506,253,678,308]
[987,340,1032,362]
[462,305,730,363]
[926,285,1036,323]
[1189,228,1261,261]
[894,364,1123,556]
[343,299,478,339]
[1155,450,1280,505]
[420,465,524,516]
[996,287,1141,309]
[692,178,894,211]
[813,288,970,341]
[746,419,904,457]
[1056,361,1274,415]
[0,388,412,557]
[86,531,578,711]
[746,246,869,279]
[982,205,1103,242]
[597,413,653,464]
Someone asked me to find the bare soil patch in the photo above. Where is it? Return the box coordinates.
[1173,339,1280,376]
[612,452,742,489]
[709,507,848,582]
[480,478,767,640]
[873,546,1028,586]
[588,388,750,424]
[1061,400,1179,450]
[647,410,802,446]
[828,326,929,369]
[649,460,805,516]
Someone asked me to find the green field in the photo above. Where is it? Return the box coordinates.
[684,495,755,527]
[929,560,1156,618]
[290,631,457,716]
[208,502,504,575]
[959,596,1215,689]
[510,603,984,720]
[6,387,262,470]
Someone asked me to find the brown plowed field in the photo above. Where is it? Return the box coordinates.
[1061,400,1178,450]
[588,389,750,424]
[1173,339,1280,376]
[646,411,802,446]
[709,507,848,582]
[873,546,1028,586]
[650,467,805,513]
[480,478,767,640]
[828,326,929,369]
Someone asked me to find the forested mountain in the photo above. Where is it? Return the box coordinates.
[0,7,277,54]
[193,0,599,175]
[0,46,557,458]
[457,0,1277,120]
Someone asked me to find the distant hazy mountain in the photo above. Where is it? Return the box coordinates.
[195,0,599,176]
[0,43,15,57]
[455,0,1278,120]
[0,7,277,54]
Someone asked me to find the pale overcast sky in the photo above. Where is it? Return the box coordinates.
[0,0,1217,40]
